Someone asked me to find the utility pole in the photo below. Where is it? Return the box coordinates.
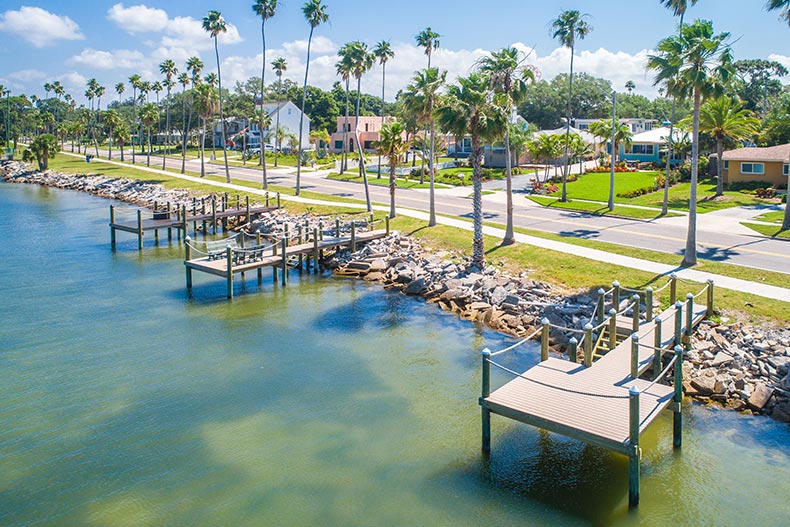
[609,91,617,211]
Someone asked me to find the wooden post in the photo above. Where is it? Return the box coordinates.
[385,215,390,235]
[296,225,304,269]
[211,197,217,234]
[257,233,263,283]
[318,220,324,241]
[265,192,269,207]
[669,273,677,305]
[540,317,550,362]
[181,205,187,240]
[185,236,192,290]
[645,286,653,322]
[673,300,683,348]
[481,348,491,454]
[609,308,617,351]
[110,205,116,247]
[277,192,280,208]
[201,198,206,236]
[653,316,662,380]
[596,288,606,326]
[631,294,640,334]
[583,324,593,367]
[568,337,578,364]
[192,198,197,233]
[167,202,172,240]
[630,333,639,379]
[313,228,319,274]
[236,193,240,210]
[335,217,340,238]
[673,344,683,448]
[272,236,278,283]
[612,280,620,311]
[137,209,143,250]
[706,279,715,318]
[350,222,357,253]
[628,386,641,508]
[281,236,288,286]
[685,293,694,351]
[226,245,233,299]
[245,195,250,224]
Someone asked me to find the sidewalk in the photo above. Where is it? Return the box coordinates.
[59,152,790,303]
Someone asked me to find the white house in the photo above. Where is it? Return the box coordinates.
[213,100,311,150]
[574,117,658,135]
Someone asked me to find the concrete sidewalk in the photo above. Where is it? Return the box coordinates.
[59,152,790,303]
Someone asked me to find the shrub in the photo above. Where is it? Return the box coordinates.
[727,180,773,192]
[755,188,776,199]
[655,171,680,188]
[617,185,656,199]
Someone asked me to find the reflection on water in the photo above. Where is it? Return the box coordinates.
[0,182,788,527]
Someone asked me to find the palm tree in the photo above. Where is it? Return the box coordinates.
[139,102,159,167]
[528,133,563,182]
[184,57,204,173]
[159,59,178,169]
[272,57,287,166]
[128,74,141,163]
[660,0,698,215]
[115,82,125,105]
[625,80,636,93]
[103,109,123,161]
[766,0,790,230]
[374,121,410,218]
[648,19,734,267]
[335,46,353,174]
[113,122,130,162]
[296,0,329,196]
[697,97,760,196]
[415,27,440,68]
[194,83,218,178]
[551,9,592,202]
[202,10,231,182]
[590,118,633,208]
[373,40,395,179]
[348,41,374,212]
[436,73,507,269]
[94,84,105,157]
[478,47,536,245]
[177,71,190,166]
[253,0,277,189]
[403,68,446,226]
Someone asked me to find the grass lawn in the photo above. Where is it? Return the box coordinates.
[741,222,790,239]
[529,195,682,220]
[327,171,443,190]
[754,210,785,223]
[548,171,660,201]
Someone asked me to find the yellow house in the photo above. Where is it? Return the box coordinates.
[722,144,790,187]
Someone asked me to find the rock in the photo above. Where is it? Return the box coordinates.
[405,278,427,296]
[747,383,774,411]
[710,352,733,368]
[469,302,492,311]
[691,376,716,396]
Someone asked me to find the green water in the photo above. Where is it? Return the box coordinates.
[0,183,788,527]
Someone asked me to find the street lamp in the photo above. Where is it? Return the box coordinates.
[609,90,616,211]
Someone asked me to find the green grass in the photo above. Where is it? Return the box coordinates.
[741,222,790,239]
[327,171,439,189]
[548,170,660,202]
[754,210,785,224]
[529,195,682,220]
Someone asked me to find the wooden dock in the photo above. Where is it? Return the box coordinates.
[480,277,714,507]
[109,192,280,249]
[184,219,390,298]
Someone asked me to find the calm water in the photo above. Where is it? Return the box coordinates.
[0,182,788,527]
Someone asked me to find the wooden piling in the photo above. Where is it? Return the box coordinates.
[645,286,653,321]
[281,236,288,286]
[276,192,280,208]
[631,294,640,334]
[612,280,620,311]
[481,348,491,453]
[583,324,593,367]
[597,288,606,326]
[568,337,578,364]
[385,215,390,235]
[670,273,677,305]
[673,344,683,448]
[540,318,550,362]
[685,293,694,351]
[653,316,662,380]
[226,245,233,299]
[185,236,192,289]
[609,308,617,351]
[137,209,143,250]
[628,386,641,508]
[211,197,217,234]
[110,205,116,247]
[167,202,172,240]
[336,217,341,237]
[272,236,278,283]
[313,228,319,274]
[673,300,683,347]
[350,222,357,253]
[630,333,639,379]
[706,279,715,317]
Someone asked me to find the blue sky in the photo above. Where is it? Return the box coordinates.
[1,1,789,105]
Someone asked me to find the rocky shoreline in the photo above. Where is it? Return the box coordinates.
[3,160,789,424]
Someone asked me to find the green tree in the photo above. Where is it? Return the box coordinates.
[765,0,790,230]
[296,0,329,196]
[159,59,178,169]
[348,41,374,212]
[336,43,354,174]
[648,19,734,266]
[25,133,59,170]
[733,59,787,114]
[194,83,218,178]
[551,9,592,201]
[202,10,231,182]
[272,57,287,166]
[527,133,562,181]
[373,40,394,179]
[139,102,159,167]
[184,57,204,173]
[113,121,131,162]
[253,0,277,189]
[115,82,125,105]
[437,73,507,269]
[103,108,123,161]
[625,80,636,93]
[373,121,410,218]
[478,47,536,244]
[415,27,440,68]
[128,74,141,162]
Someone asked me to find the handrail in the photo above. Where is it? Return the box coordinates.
[489,327,543,357]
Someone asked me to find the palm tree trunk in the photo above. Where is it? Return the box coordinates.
[471,136,485,269]
[378,63,385,179]
[561,46,575,202]
[215,37,231,183]
[147,126,151,167]
[682,88,701,267]
[184,82,195,174]
[180,85,187,173]
[341,77,350,173]
[132,90,137,164]
[663,100,677,215]
[201,117,206,177]
[389,158,397,218]
[609,92,617,211]
[296,26,315,196]
[260,18,268,189]
[503,125,515,244]
[356,76,371,213]
[163,87,171,170]
[109,127,113,161]
[120,142,124,162]
[715,137,724,197]
[428,110,436,227]
[274,77,282,167]
[783,166,790,231]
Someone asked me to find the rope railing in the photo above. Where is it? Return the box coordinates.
[184,239,211,256]
[638,355,678,394]
[652,278,674,293]
[489,327,543,357]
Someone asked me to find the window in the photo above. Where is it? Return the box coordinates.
[334,140,343,150]
[365,123,369,131]
[364,140,374,150]
[645,122,653,131]
[724,160,729,170]
[628,144,654,155]
[741,163,764,175]
[578,123,589,130]
[784,163,789,176]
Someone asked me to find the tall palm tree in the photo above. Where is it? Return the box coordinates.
[159,59,178,169]
[348,41,374,212]
[253,0,277,189]
[296,0,329,196]
[648,19,734,266]
[202,10,231,182]
[436,73,507,269]
[551,9,592,202]
[335,46,353,174]
[373,40,394,179]
[478,47,536,245]
[113,122,130,162]
[271,57,287,166]
[625,80,636,93]
[184,57,204,173]
[177,71,190,167]
[403,68,446,226]
[194,83,218,178]
[115,82,125,105]
[139,102,159,167]
[697,97,760,196]
[103,109,122,161]
[204,73,219,162]
[415,27,440,68]
[659,0,699,215]
[590,118,633,208]
[374,121,410,218]
[128,74,141,163]
[766,0,790,230]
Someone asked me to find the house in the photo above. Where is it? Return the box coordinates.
[617,126,685,166]
[212,100,311,150]
[575,117,658,135]
[722,144,790,187]
[329,115,395,154]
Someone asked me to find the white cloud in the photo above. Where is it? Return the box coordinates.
[10,69,46,82]
[107,3,168,33]
[281,36,338,57]
[162,15,242,51]
[59,71,88,93]
[0,6,84,48]
[69,48,146,70]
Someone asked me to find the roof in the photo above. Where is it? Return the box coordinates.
[630,126,685,144]
[534,126,596,145]
[722,144,790,162]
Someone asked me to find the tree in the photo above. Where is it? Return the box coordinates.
[177,72,190,164]
[478,46,536,245]
[348,41,374,212]
[766,1,790,230]
[115,82,125,105]
[194,83,218,178]
[272,57,287,167]
[25,133,59,170]
[648,20,734,266]
[202,10,231,182]
[103,109,123,161]
[625,80,636,93]
[159,59,178,169]
[128,74,141,163]
[374,121,410,219]
[373,40,394,179]
[253,0,277,189]
[437,73,506,269]
[296,0,329,196]
[660,0,698,23]
[696,97,760,196]
[590,118,633,207]
[551,9,592,202]
[184,57,204,173]
[336,44,354,174]
[733,59,787,114]
[527,133,562,181]
[415,27,440,68]
[139,103,159,167]
[403,67,446,225]
[113,121,131,162]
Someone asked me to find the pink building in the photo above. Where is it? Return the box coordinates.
[329,116,396,154]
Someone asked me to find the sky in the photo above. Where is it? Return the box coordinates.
[1,0,790,108]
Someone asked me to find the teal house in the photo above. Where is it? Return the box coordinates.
[617,126,685,166]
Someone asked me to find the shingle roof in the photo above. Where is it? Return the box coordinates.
[722,144,790,162]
